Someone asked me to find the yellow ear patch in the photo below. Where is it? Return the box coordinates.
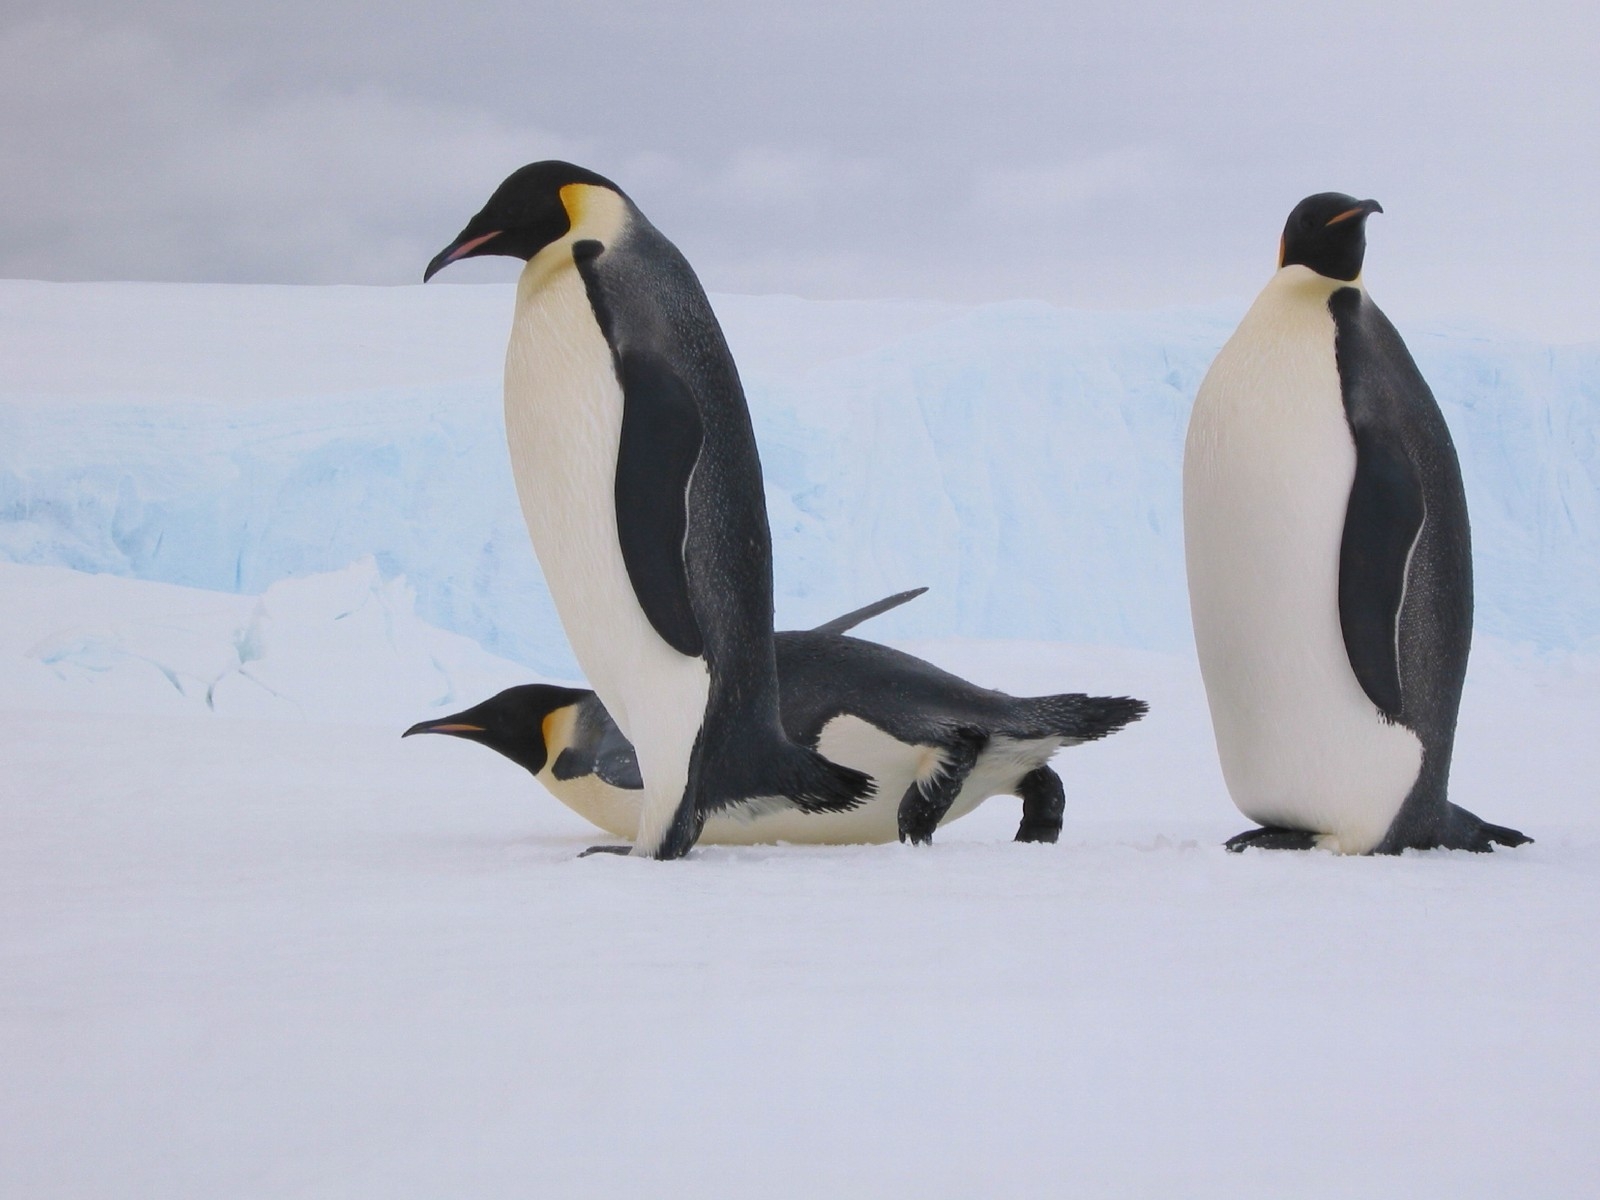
[541,705,577,759]
[1278,232,1286,268]
[557,183,629,244]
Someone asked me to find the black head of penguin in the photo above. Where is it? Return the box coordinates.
[423,161,624,281]
[401,684,590,775]
[1278,192,1384,282]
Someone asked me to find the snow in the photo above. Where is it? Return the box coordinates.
[3,281,1599,1195]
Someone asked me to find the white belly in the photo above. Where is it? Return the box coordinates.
[1182,269,1421,853]
[505,259,708,854]
[537,715,1060,846]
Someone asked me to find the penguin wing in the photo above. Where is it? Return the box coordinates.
[808,587,928,634]
[1338,427,1425,720]
[614,349,706,657]
[551,695,645,790]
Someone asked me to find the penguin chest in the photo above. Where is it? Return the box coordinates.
[502,264,708,745]
[1183,279,1421,852]
[535,768,641,841]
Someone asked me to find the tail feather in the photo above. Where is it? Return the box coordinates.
[1006,693,1148,743]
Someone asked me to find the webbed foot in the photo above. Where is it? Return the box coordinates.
[1014,765,1064,843]
[1224,826,1319,852]
[577,844,633,858]
[1444,805,1532,852]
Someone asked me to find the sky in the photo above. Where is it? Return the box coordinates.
[2,1,1596,340]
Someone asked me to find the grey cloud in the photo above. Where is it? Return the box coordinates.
[1,2,1597,339]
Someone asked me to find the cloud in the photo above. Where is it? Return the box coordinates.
[0,15,582,284]
[972,147,1165,214]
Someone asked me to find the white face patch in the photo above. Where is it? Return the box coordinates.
[1183,267,1422,853]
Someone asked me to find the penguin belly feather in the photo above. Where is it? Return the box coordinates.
[1183,269,1422,853]
[504,255,710,855]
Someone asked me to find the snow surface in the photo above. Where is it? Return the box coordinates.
[3,282,1599,1196]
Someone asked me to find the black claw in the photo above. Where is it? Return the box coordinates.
[1480,822,1532,850]
[578,844,633,857]
[1224,826,1319,852]
[1014,823,1060,844]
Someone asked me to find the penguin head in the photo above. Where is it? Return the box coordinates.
[402,683,593,775]
[424,161,624,281]
[1278,193,1383,282]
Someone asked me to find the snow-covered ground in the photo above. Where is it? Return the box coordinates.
[3,283,1598,1196]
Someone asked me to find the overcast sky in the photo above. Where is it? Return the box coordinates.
[3,1,1596,339]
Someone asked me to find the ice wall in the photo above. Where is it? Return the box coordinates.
[1,280,1595,675]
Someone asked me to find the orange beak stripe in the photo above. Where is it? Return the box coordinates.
[445,230,502,262]
[1325,206,1368,227]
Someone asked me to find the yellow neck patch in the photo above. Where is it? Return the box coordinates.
[558,183,628,244]
[540,704,579,774]
[520,184,629,296]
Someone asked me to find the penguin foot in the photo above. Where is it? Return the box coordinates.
[1475,822,1533,850]
[1014,821,1061,844]
[898,729,986,846]
[1224,826,1320,852]
[578,844,633,857]
[1013,765,1064,843]
[1440,805,1533,853]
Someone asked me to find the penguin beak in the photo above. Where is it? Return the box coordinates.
[402,720,485,738]
[1326,199,1383,227]
[423,229,503,282]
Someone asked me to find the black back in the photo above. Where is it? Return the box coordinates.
[572,206,803,808]
[1329,286,1475,847]
[773,631,1146,749]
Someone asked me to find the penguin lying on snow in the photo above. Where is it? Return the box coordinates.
[405,590,1147,847]
[1183,192,1529,854]
[425,162,869,859]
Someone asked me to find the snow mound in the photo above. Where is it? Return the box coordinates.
[2,559,529,724]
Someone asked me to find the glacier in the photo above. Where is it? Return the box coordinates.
[1,279,1595,676]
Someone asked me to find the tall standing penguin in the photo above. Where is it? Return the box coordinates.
[1183,192,1529,854]
[425,161,869,859]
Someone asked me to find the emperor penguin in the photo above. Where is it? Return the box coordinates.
[404,589,1147,846]
[1183,192,1529,854]
[424,161,870,859]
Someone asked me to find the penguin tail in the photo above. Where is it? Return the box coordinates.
[1007,693,1148,744]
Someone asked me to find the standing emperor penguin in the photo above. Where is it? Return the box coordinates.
[1183,192,1529,854]
[425,161,870,859]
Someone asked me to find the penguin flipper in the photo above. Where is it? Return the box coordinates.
[809,586,928,635]
[550,696,645,790]
[614,349,706,658]
[1339,428,1424,721]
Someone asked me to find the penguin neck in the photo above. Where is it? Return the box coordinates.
[1263,264,1365,307]
[517,184,632,298]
